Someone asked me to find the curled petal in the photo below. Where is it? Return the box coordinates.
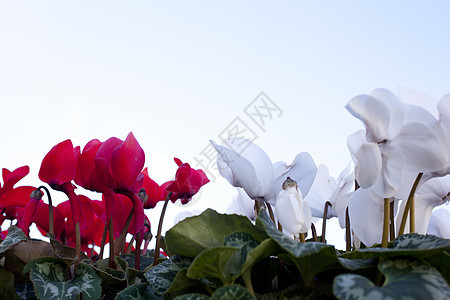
[346,89,404,142]
[211,140,260,199]
[1,166,30,194]
[347,130,367,162]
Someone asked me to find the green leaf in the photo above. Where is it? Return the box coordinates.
[144,255,192,295]
[224,232,259,264]
[0,226,27,254]
[119,254,154,271]
[187,246,242,284]
[333,258,450,300]
[341,233,450,260]
[166,269,210,295]
[337,257,377,271]
[23,257,101,300]
[174,294,210,300]
[115,283,147,300]
[166,209,267,257]
[0,269,17,298]
[256,210,340,285]
[210,284,255,300]
[115,256,129,272]
[126,268,147,286]
[425,252,450,284]
[241,239,280,274]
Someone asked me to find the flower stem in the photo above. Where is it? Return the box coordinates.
[108,217,116,269]
[345,207,351,251]
[75,222,81,260]
[299,233,306,243]
[277,221,283,231]
[126,235,136,254]
[135,233,141,270]
[311,223,318,242]
[115,209,134,256]
[254,200,261,217]
[382,198,390,248]
[321,201,332,243]
[153,192,172,266]
[389,201,395,241]
[398,173,422,236]
[38,186,54,236]
[99,221,108,259]
[410,196,415,233]
[266,202,276,224]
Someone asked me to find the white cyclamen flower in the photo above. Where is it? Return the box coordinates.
[427,208,450,239]
[211,137,317,205]
[275,178,312,236]
[347,88,447,198]
[396,175,450,235]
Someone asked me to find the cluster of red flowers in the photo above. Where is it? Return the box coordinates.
[0,132,209,257]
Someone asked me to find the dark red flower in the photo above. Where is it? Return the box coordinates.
[58,195,103,254]
[75,139,105,192]
[166,158,209,204]
[141,168,170,209]
[39,140,89,229]
[0,166,36,226]
[19,198,65,239]
[0,165,30,197]
[94,132,145,235]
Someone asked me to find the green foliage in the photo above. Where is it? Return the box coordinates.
[333,258,450,300]
[144,255,193,295]
[1,209,449,299]
[165,209,267,257]
[23,257,101,300]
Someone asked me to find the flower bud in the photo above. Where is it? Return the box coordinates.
[30,189,44,200]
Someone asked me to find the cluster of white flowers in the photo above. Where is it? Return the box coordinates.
[211,87,450,246]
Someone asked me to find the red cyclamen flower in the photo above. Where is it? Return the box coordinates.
[93,132,145,235]
[166,158,210,204]
[39,140,88,229]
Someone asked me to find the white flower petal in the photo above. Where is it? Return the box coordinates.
[211,140,259,198]
[275,187,310,235]
[348,188,384,247]
[438,94,450,144]
[303,191,327,219]
[427,208,450,239]
[211,138,274,199]
[387,122,447,172]
[271,152,317,202]
[347,130,366,162]
[346,89,404,143]
[333,192,351,228]
[397,86,438,118]
[354,142,382,188]
[227,188,256,221]
[370,158,402,198]
[310,164,336,201]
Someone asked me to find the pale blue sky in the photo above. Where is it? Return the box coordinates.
[1,1,449,248]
